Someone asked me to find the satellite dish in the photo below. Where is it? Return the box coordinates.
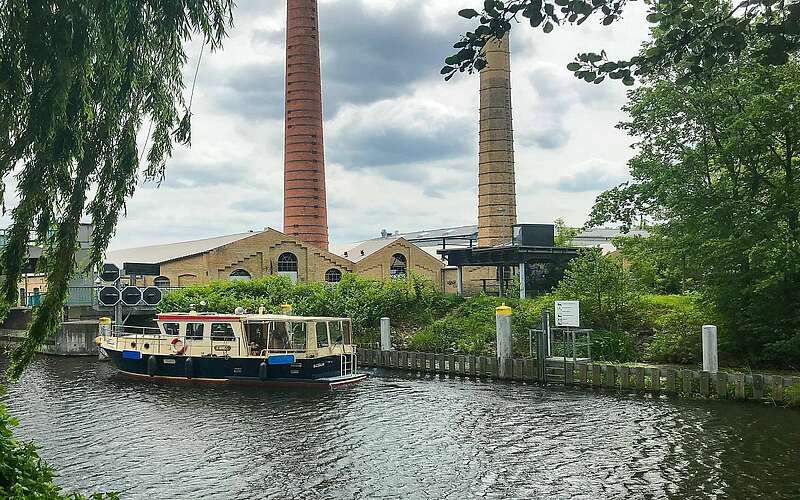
[120,286,142,306]
[141,286,162,306]
[97,286,120,307]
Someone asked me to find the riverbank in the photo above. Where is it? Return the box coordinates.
[358,348,800,408]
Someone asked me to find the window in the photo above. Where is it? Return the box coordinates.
[277,252,298,272]
[325,268,342,283]
[178,274,197,286]
[329,321,343,345]
[289,322,307,350]
[269,322,290,350]
[153,276,170,288]
[342,320,352,345]
[163,322,180,336]
[315,322,329,348]
[229,269,252,282]
[211,323,235,341]
[186,323,204,340]
[390,253,407,277]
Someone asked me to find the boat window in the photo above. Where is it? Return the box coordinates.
[269,322,290,350]
[163,322,180,336]
[316,322,329,348]
[342,321,352,344]
[329,321,343,345]
[211,323,235,341]
[247,323,267,353]
[186,323,204,340]
[290,322,307,350]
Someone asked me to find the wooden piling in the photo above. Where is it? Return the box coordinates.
[772,375,784,403]
[699,371,710,397]
[682,370,693,395]
[448,354,456,375]
[715,372,728,399]
[650,368,661,392]
[620,366,630,390]
[634,367,645,390]
[665,369,677,394]
[468,355,477,377]
[489,357,498,378]
[734,373,745,399]
[605,365,617,388]
[565,362,575,385]
[578,364,588,386]
[752,374,764,400]
[503,358,513,380]
[592,364,602,388]
[457,355,466,375]
[478,356,487,377]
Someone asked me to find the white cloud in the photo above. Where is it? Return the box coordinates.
[58,0,650,250]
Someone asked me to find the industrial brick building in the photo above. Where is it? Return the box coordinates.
[106,228,445,289]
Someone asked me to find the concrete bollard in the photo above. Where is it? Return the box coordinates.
[702,325,718,373]
[380,317,391,351]
[496,304,513,378]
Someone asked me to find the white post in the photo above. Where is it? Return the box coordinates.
[496,305,513,377]
[702,325,718,373]
[456,267,464,297]
[518,262,526,300]
[380,317,391,351]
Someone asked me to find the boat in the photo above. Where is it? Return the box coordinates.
[95,311,367,388]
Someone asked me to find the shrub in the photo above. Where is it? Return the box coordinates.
[644,294,712,365]
[590,330,635,362]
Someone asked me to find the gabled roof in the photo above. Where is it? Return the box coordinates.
[105,231,264,266]
[330,237,402,263]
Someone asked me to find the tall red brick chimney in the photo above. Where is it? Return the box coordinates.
[283,0,329,250]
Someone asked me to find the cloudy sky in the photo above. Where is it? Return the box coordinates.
[103,0,651,250]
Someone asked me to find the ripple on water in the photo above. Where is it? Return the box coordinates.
[3,358,800,499]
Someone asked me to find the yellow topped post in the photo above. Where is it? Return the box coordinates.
[496,303,513,378]
[280,303,293,315]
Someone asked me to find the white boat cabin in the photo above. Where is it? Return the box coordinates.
[105,312,355,360]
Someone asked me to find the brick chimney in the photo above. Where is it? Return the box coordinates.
[283,0,329,250]
[477,35,517,248]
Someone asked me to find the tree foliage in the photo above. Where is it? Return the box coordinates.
[590,48,800,365]
[0,1,234,380]
[553,217,578,246]
[444,0,800,84]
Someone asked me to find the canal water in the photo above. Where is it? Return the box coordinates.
[2,356,799,499]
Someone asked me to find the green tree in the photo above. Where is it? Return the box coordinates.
[589,49,800,365]
[554,248,643,331]
[444,0,800,84]
[0,1,234,380]
[613,231,685,294]
[553,217,578,246]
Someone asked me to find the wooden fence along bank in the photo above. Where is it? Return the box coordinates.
[357,349,800,406]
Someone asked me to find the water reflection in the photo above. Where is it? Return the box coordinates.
[3,356,799,499]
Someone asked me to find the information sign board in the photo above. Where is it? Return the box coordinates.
[555,300,580,327]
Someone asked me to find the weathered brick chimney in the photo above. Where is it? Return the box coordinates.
[477,35,517,247]
[284,0,329,250]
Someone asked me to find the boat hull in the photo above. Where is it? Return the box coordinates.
[103,349,365,388]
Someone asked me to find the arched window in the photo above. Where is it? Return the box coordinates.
[153,276,170,288]
[277,252,298,272]
[229,269,252,282]
[390,253,407,278]
[325,268,342,283]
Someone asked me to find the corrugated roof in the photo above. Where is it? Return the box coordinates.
[105,231,263,266]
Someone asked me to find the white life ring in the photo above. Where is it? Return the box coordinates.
[169,337,186,355]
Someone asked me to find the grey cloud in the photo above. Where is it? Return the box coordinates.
[157,159,252,189]
[519,127,570,150]
[556,165,626,192]
[230,197,281,214]
[206,62,284,121]
[329,124,473,170]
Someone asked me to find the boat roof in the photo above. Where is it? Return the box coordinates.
[157,312,351,322]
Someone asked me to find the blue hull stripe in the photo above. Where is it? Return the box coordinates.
[267,354,295,365]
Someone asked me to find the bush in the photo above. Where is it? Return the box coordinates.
[644,294,712,365]
[0,397,117,499]
[590,330,635,362]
